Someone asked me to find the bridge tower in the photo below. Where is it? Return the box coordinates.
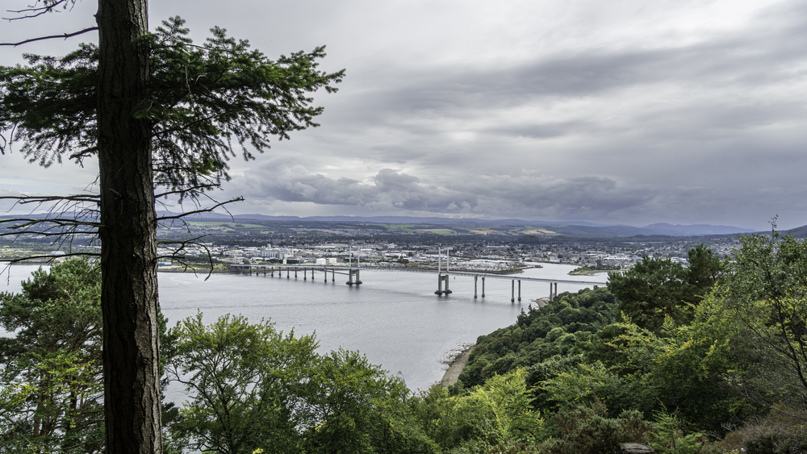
[435,247,452,295]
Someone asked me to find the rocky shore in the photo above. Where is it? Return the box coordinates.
[440,344,474,387]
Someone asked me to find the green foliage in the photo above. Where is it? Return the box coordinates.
[650,411,704,454]
[538,360,639,416]
[412,369,542,452]
[723,405,807,454]
[607,245,721,332]
[716,230,807,408]
[166,314,435,454]
[300,348,435,454]
[459,287,618,388]
[0,259,104,453]
[166,312,319,453]
[539,400,652,454]
[0,16,344,196]
[577,297,760,433]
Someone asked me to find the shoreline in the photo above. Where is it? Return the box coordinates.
[440,344,474,387]
[568,269,614,276]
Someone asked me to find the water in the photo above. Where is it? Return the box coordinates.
[1,263,607,392]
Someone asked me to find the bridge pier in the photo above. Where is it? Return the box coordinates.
[482,276,486,298]
[347,268,362,286]
[435,273,452,295]
[518,280,522,302]
[511,280,515,303]
[474,275,478,298]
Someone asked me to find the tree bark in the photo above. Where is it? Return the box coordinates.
[96,0,163,452]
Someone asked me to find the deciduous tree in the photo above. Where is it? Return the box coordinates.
[717,229,807,408]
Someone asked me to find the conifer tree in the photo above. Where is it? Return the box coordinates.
[1,3,343,451]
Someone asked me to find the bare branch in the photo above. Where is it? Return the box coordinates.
[3,0,74,20]
[157,236,217,280]
[0,27,98,47]
[0,251,100,265]
[156,197,243,223]
[154,185,220,199]
[1,194,100,204]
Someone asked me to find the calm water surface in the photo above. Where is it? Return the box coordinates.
[2,263,607,392]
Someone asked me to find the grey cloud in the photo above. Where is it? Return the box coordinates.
[240,163,660,222]
[244,165,477,213]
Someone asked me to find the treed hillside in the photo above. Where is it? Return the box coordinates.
[453,238,807,453]
[459,286,618,389]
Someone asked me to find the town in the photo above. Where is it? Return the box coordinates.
[149,219,744,273]
[0,217,747,273]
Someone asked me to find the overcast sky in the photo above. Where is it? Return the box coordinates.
[2,0,807,230]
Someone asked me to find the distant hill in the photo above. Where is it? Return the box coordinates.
[167,212,753,238]
[785,225,807,238]
[2,211,754,239]
[643,223,755,236]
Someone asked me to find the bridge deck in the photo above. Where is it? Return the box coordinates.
[229,264,605,285]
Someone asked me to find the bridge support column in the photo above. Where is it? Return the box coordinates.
[549,282,559,301]
[511,280,515,303]
[325,268,328,283]
[346,268,362,285]
[287,268,290,279]
[474,275,478,298]
[482,277,486,298]
[435,274,451,295]
[518,280,522,302]
[304,269,307,281]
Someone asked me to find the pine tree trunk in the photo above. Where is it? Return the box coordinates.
[96,0,163,452]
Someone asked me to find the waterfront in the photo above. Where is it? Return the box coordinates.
[2,263,606,392]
